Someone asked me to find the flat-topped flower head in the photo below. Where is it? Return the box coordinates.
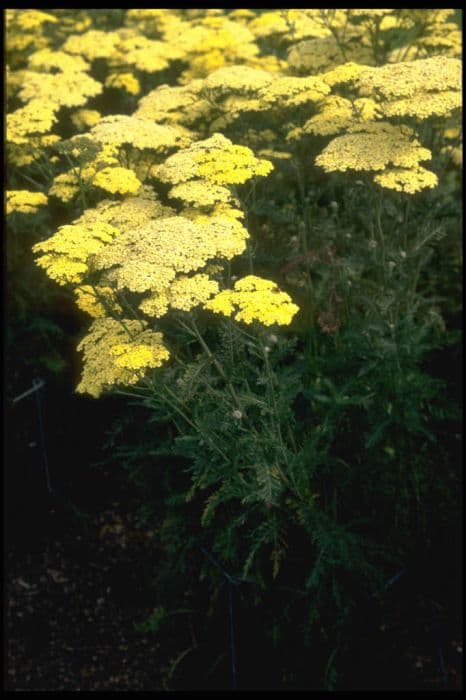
[7,9,58,32]
[201,65,274,96]
[86,115,192,151]
[7,190,48,215]
[168,180,234,207]
[381,90,462,120]
[92,214,247,294]
[110,34,183,73]
[105,72,140,96]
[301,95,380,137]
[18,70,102,109]
[205,275,299,326]
[287,35,374,74]
[74,187,175,233]
[315,122,431,173]
[157,133,273,186]
[374,166,438,194]
[77,317,170,398]
[248,9,331,42]
[93,166,142,196]
[71,109,102,131]
[140,273,220,318]
[134,83,210,126]
[7,100,58,144]
[33,222,121,286]
[356,56,461,101]
[27,49,90,74]
[63,29,121,61]
[257,75,330,109]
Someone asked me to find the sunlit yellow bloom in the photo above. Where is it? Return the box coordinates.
[6,190,48,215]
[77,318,170,398]
[93,167,142,196]
[205,275,299,326]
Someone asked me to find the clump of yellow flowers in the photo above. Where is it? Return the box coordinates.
[7,190,48,215]
[76,318,170,398]
[205,275,299,326]
[7,8,460,399]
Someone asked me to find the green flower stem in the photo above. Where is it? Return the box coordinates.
[181,318,245,417]
[319,10,348,62]
[160,383,231,463]
[62,151,88,209]
[141,373,220,456]
[260,339,299,494]
[18,171,44,189]
[118,290,144,325]
[293,157,317,359]
[262,342,289,461]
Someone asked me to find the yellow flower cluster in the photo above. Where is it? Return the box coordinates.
[316,123,431,173]
[105,72,141,96]
[169,180,234,207]
[93,167,142,196]
[86,115,192,152]
[140,274,220,318]
[48,142,148,202]
[373,167,438,194]
[162,14,260,82]
[92,214,248,294]
[76,317,170,398]
[299,95,380,137]
[202,65,273,97]
[63,29,122,61]
[27,48,89,74]
[8,8,458,400]
[71,109,102,131]
[6,190,48,215]
[248,9,331,43]
[33,222,121,285]
[356,56,462,119]
[7,100,58,144]
[18,64,102,109]
[157,133,273,187]
[257,75,330,109]
[134,82,210,126]
[74,187,175,233]
[205,275,299,326]
[6,9,56,65]
[111,34,183,74]
[287,32,373,75]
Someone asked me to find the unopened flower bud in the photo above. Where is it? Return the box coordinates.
[269,334,278,344]
[232,410,242,420]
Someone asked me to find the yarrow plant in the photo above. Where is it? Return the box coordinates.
[7,8,461,690]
